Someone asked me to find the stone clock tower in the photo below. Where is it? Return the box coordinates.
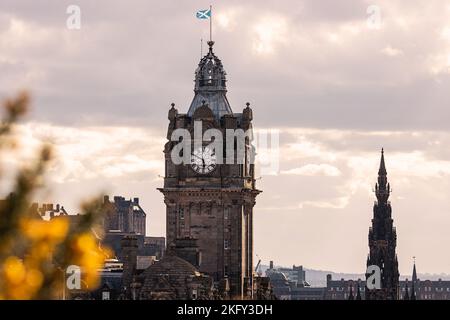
[159,41,261,299]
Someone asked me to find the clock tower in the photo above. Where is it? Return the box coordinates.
[159,41,261,299]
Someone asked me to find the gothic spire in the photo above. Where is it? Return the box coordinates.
[411,281,416,300]
[378,148,387,175]
[411,258,418,300]
[366,149,399,300]
[403,279,410,300]
[375,148,391,204]
[356,282,362,300]
[348,285,354,300]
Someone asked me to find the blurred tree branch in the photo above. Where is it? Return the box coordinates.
[0,92,110,300]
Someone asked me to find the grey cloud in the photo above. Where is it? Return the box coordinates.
[2,1,450,274]
[0,0,449,130]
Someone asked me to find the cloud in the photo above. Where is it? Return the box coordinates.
[2,120,450,274]
[281,164,341,177]
[254,127,450,273]
[299,197,349,209]
[381,46,404,57]
[0,122,165,186]
[252,15,288,55]
[1,1,450,274]
[216,7,243,31]
[0,1,448,130]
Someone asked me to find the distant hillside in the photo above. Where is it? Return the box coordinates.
[260,265,450,287]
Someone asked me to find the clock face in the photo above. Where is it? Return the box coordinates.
[190,146,217,174]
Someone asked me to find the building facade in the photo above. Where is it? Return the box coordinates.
[325,262,450,300]
[366,149,400,300]
[102,195,146,235]
[324,275,364,300]
[265,261,325,300]
[159,40,261,299]
[102,231,165,261]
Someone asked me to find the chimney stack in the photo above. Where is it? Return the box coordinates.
[121,235,138,298]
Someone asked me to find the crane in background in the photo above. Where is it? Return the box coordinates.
[255,254,262,276]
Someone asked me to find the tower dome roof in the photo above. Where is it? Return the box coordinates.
[194,41,227,92]
[188,41,233,119]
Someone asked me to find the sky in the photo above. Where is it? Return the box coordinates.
[1,0,450,276]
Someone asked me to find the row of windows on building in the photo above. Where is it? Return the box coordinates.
[99,291,446,301]
[177,207,231,250]
[421,287,450,292]
[330,293,450,300]
[330,286,450,292]
[177,207,231,219]
[176,206,231,221]
[329,287,366,292]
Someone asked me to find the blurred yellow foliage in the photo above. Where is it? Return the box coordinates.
[2,256,43,299]
[72,232,112,289]
[0,92,110,299]
[21,217,69,243]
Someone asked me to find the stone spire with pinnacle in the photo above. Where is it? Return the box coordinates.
[356,282,362,300]
[404,279,410,300]
[366,149,400,300]
[412,258,418,283]
[378,148,387,175]
[411,258,418,300]
[375,148,391,204]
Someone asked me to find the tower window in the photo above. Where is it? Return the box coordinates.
[179,208,184,220]
[224,239,230,250]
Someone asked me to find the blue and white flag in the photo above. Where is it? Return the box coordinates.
[196,9,211,19]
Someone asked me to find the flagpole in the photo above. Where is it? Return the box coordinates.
[209,5,212,42]
[201,38,203,58]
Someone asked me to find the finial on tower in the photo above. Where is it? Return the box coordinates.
[378,148,387,176]
[412,257,418,284]
[168,102,178,121]
[207,40,215,54]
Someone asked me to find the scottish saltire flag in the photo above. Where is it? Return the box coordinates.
[196,9,211,19]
